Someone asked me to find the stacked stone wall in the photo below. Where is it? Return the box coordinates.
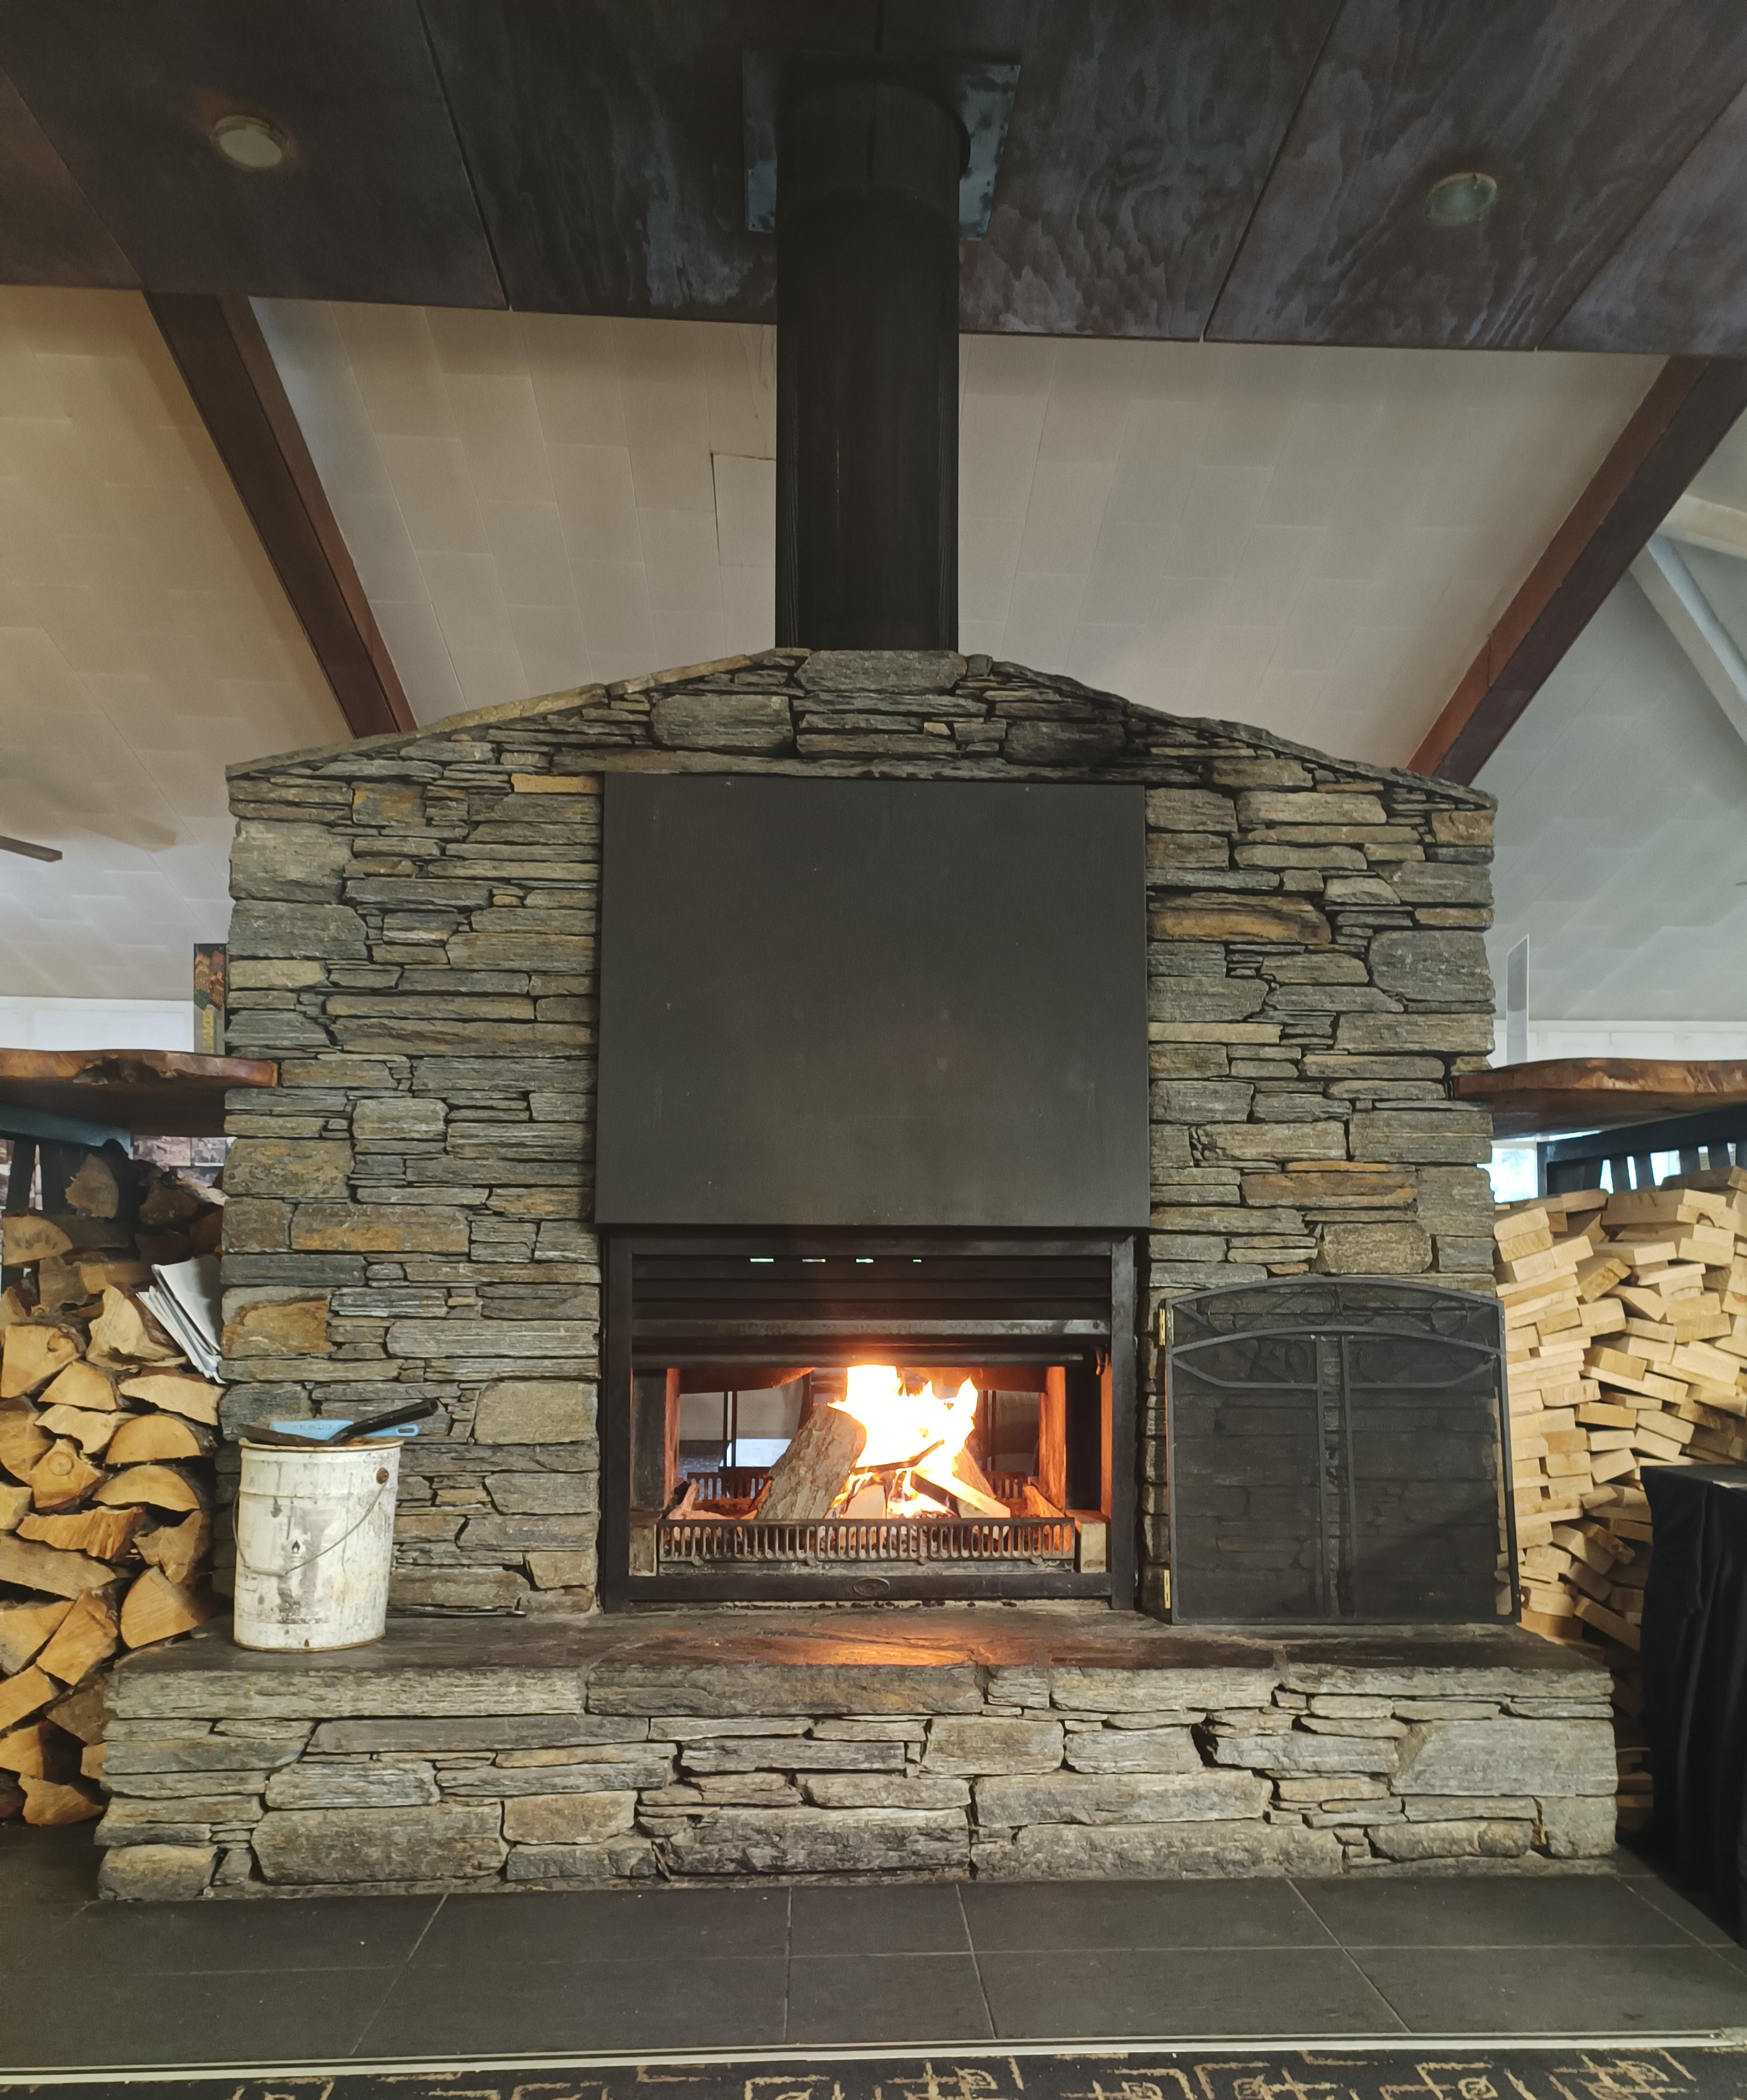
[96,1645,1614,1897]
[219,648,1496,1614]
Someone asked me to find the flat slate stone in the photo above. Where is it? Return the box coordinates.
[1050,1667,1278,1711]
[111,1663,586,1722]
[661,1805,969,1876]
[976,1819,1344,1879]
[977,1768,1269,1826]
[103,1734,308,1774]
[253,1804,506,1884]
[922,1717,1064,1775]
[264,1762,440,1809]
[440,1757,673,1795]
[1393,1718,1616,1797]
[1062,1726,1201,1774]
[1210,1731,1401,1776]
[588,1663,983,1717]
[803,1773,970,1810]
[97,1844,218,1900]
[681,1738,907,1774]
[505,1841,650,1882]
[309,1716,645,1752]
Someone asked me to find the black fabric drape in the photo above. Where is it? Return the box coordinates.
[1641,1464,1747,1935]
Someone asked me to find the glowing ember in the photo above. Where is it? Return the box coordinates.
[827,1364,1008,1519]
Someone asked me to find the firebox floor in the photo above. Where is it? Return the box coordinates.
[4,1826,1745,2068]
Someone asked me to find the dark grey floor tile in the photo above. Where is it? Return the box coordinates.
[51,1891,441,1973]
[788,1952,992,2044]
[962,1876,1335,1952]
[0,1826,101,1906]
[360,1953,787,2056]
[976,1946,1405,2040]
[413,1886,788,1967]
[1625,1875,1737,1948]
[791,1882,971,1957]
[1354,1941,1747,2034]
[0,1965,396,2071]
[1298,1874,1709,1949]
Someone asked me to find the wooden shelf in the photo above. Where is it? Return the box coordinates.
[1452,1057,1747,1141]
[0,1049,275,1140]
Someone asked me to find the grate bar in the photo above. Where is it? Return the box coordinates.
[659,1515,1076,1565]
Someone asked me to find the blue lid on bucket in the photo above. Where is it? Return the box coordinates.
[269,1420,420,1441]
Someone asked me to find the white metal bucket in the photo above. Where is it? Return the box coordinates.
[233,1438,402,1651]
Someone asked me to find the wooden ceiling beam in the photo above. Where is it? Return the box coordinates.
[1409,356,1747,783]
[147,291,415,740]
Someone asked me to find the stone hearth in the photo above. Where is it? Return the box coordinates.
[95,1612,1613,1899]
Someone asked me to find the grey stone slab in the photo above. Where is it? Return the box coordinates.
[110,1664,588,1721]
[802,1773,971,1810]
[1050,1667,1279,1712]
[1539,1796,1619,1857]
[1210,1731,1401,1776]
[440,1759,673,1795]
[1280,1663,1610,1700]
[653,1716,813,1740]
[501,1790,637,1844]
[1063,1727,1202,1775]
[1393,1719,1616,1798]
[254,1804,505,1884]
[922,1717,1063,1775]
[1371,1820,1534,1860]
[587,1663,983,1716]
[681,1738,907,1774]
[102,1771,277,1799]
[95,1793,264,1831]
[975,1819,1345,1880]
[504,1840,651,1882]
[96,1845,218,1900]
[264,1762,440,1810]
[310,1715,644,1752]
[977,1768,1269,1827]
[103,1734,309,1774]
[660,1805,969,1876]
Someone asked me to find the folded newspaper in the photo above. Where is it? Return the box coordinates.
[141,1255,222,1382]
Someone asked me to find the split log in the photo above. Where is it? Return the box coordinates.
[80,1741,105,1780]
[34,1258,97,1317]
[0,1724,54,1777]
[77,1259,152,1295]
[1,1323,81,1398]
[87,1288,181,1368]
[20,1507,140,1559]
[116,1373,221,1426]
[139,1175,211,1230]
[36,1404,120,1456]
[30,1438,105,1513]
[65,1153,127,1219]
[136,1511,210,1588]
[39,1361,120,1413]
[0,1601,72,1673]
[0,1775,21,1820]
[106,1412,212,1464]
[0,1399,48,1480]
[913,1442,1009,1520]
[188,1207,223,1256]
[20,1775,103,1826]
[0,1666,56,1733]
[48,1680,110,1744]
[0,1480,28,1532]
[119,1568,212,1648]
[133,1231,189,1266]
[1,1216,70,1265]
[0,1534,117,1599]
[93,1463,206,1514]
[36,1587,121,1683]
[757,1404,867,1522]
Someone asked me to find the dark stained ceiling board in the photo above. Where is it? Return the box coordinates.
[952,0,1339,341]
[420,0,877,320]
[0,66,136,287]
[1552,82,1747,356]
[0,0,503,307]
[1208,0,1747,351]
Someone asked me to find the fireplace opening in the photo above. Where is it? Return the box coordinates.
[601,1234,1137,1606]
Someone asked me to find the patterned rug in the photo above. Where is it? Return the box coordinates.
[10,2048,1747,2100]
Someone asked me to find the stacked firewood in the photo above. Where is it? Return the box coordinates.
[1499,1163,1747,1829]
[0,1156,221,1824]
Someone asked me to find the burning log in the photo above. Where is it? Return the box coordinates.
[757,1404,868,1521]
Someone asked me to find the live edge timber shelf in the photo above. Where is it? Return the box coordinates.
[1453,1058,1747,1143]
[0,1050,276,1141]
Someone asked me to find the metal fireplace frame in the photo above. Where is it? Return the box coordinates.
[600,1229,1139,1609]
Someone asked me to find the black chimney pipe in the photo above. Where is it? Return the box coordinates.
[775,76,963,653]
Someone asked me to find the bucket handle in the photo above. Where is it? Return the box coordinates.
[235,1473,394,1581]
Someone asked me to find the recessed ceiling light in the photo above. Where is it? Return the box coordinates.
[211,113,288,172]
[1426,172,1498,226]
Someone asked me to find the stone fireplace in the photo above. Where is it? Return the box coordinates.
[89,647,1623,1904]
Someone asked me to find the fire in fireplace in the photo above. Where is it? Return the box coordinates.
[601,1235,1136,1606]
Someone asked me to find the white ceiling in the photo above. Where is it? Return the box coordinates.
[258,299,1656,769]
[0,288,345,1003]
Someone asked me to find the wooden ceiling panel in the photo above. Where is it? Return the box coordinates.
[0,0,502,308]
[1552,82,1747,356]
[0,67,135,289]
[420,0,876,320]
[1208,0,1747,351]
[945,0,1340,340]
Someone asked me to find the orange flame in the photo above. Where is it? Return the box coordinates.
[827,1364,1008,1519]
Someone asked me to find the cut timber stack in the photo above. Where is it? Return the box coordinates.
[1498,1162,1747,1832]
[0,1159,221,1825]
